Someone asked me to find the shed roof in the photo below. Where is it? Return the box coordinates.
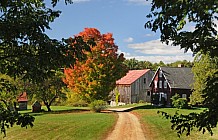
[161,67,194,89]
[116,69,150,85]
[18,92,28,102]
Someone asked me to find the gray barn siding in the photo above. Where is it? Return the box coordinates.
[115,85,131,104]
[111,70,154,104]
[129,71,153,103]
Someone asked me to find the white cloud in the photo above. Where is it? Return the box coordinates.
[126,0,151,5]
[128,39,192,55]
[119,50,193,63]
[119,39,194,63]
[123,37,134,43]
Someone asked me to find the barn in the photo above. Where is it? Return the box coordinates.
[110,69,154,105]
[149,66,194,106]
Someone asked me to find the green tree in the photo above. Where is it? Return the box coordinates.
[0,74,34,136]
[190,53,218,106]
[28,71,66,112]
[0,74,20,110]
[146,0,218,136]
[167,60,193,68]
[124,58,139,70]
[0,0,91,135]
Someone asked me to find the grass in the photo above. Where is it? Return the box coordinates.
[1,106,117,140]
[132,104,218,140]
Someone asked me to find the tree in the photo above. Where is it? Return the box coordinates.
[190,53,218,106]
[64,28,128,102]
[0,0,91,135]
[0,0,91,82]
[167,60,193,68]
[124,58,139,70]
[0,74,18,109]
[0,73,34,136]
[146,0,218,136]
[145,0,218,57]
[27,71,66,112]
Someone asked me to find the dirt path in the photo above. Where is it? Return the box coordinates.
[105,111,146,140]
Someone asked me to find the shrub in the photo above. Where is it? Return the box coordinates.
[171,94,188,109]
[89,100,107,113]
[72,100,88,107]
[139,100,145,103]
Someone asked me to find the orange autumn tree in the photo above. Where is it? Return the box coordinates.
[63,28,128,102]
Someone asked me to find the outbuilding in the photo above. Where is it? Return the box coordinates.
[111,69,154,105]
[17,92,28,110]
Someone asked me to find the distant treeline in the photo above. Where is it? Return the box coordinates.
[124,58,193,71]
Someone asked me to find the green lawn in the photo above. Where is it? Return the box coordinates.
[132,105,218,140]
[1,106,117,140]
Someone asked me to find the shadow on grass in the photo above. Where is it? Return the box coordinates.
[27,108,90,116]
[108,104,203,113]
[124,104,162,112]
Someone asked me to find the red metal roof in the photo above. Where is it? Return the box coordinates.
[116,69,150,85]
[18,92,28,102]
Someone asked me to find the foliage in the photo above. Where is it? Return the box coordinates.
[171,94,188,109]
[64,28,128,102]
[145,0,218,57]
[0,0,92,83]
[71,100,88,107]
[124,58,140,70]
[124,59,192,71]
[27,71,67,112]
[190,53,218,106]
[0,104,35,137]
[145,0,218,136]
[0,74,20,110]
[89,100,107,113]
[138,100,145,104]
[0,0,92,135]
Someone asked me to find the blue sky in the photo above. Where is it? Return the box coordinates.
[46,0,194,63]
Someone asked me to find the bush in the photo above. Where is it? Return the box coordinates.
[171,94,188,109]
[139,100,145,103]
[89,100,107,113]
[72,100,88,107]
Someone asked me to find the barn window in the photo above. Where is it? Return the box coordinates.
[147,91,150,96]
[164,81,167,88]
[144,78,146,84]
[159,70,163,78]
[154,81,157,88]
[159,81,162,88]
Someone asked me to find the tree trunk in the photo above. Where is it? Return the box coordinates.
[46,105,51,112]
[43,101,52,112]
